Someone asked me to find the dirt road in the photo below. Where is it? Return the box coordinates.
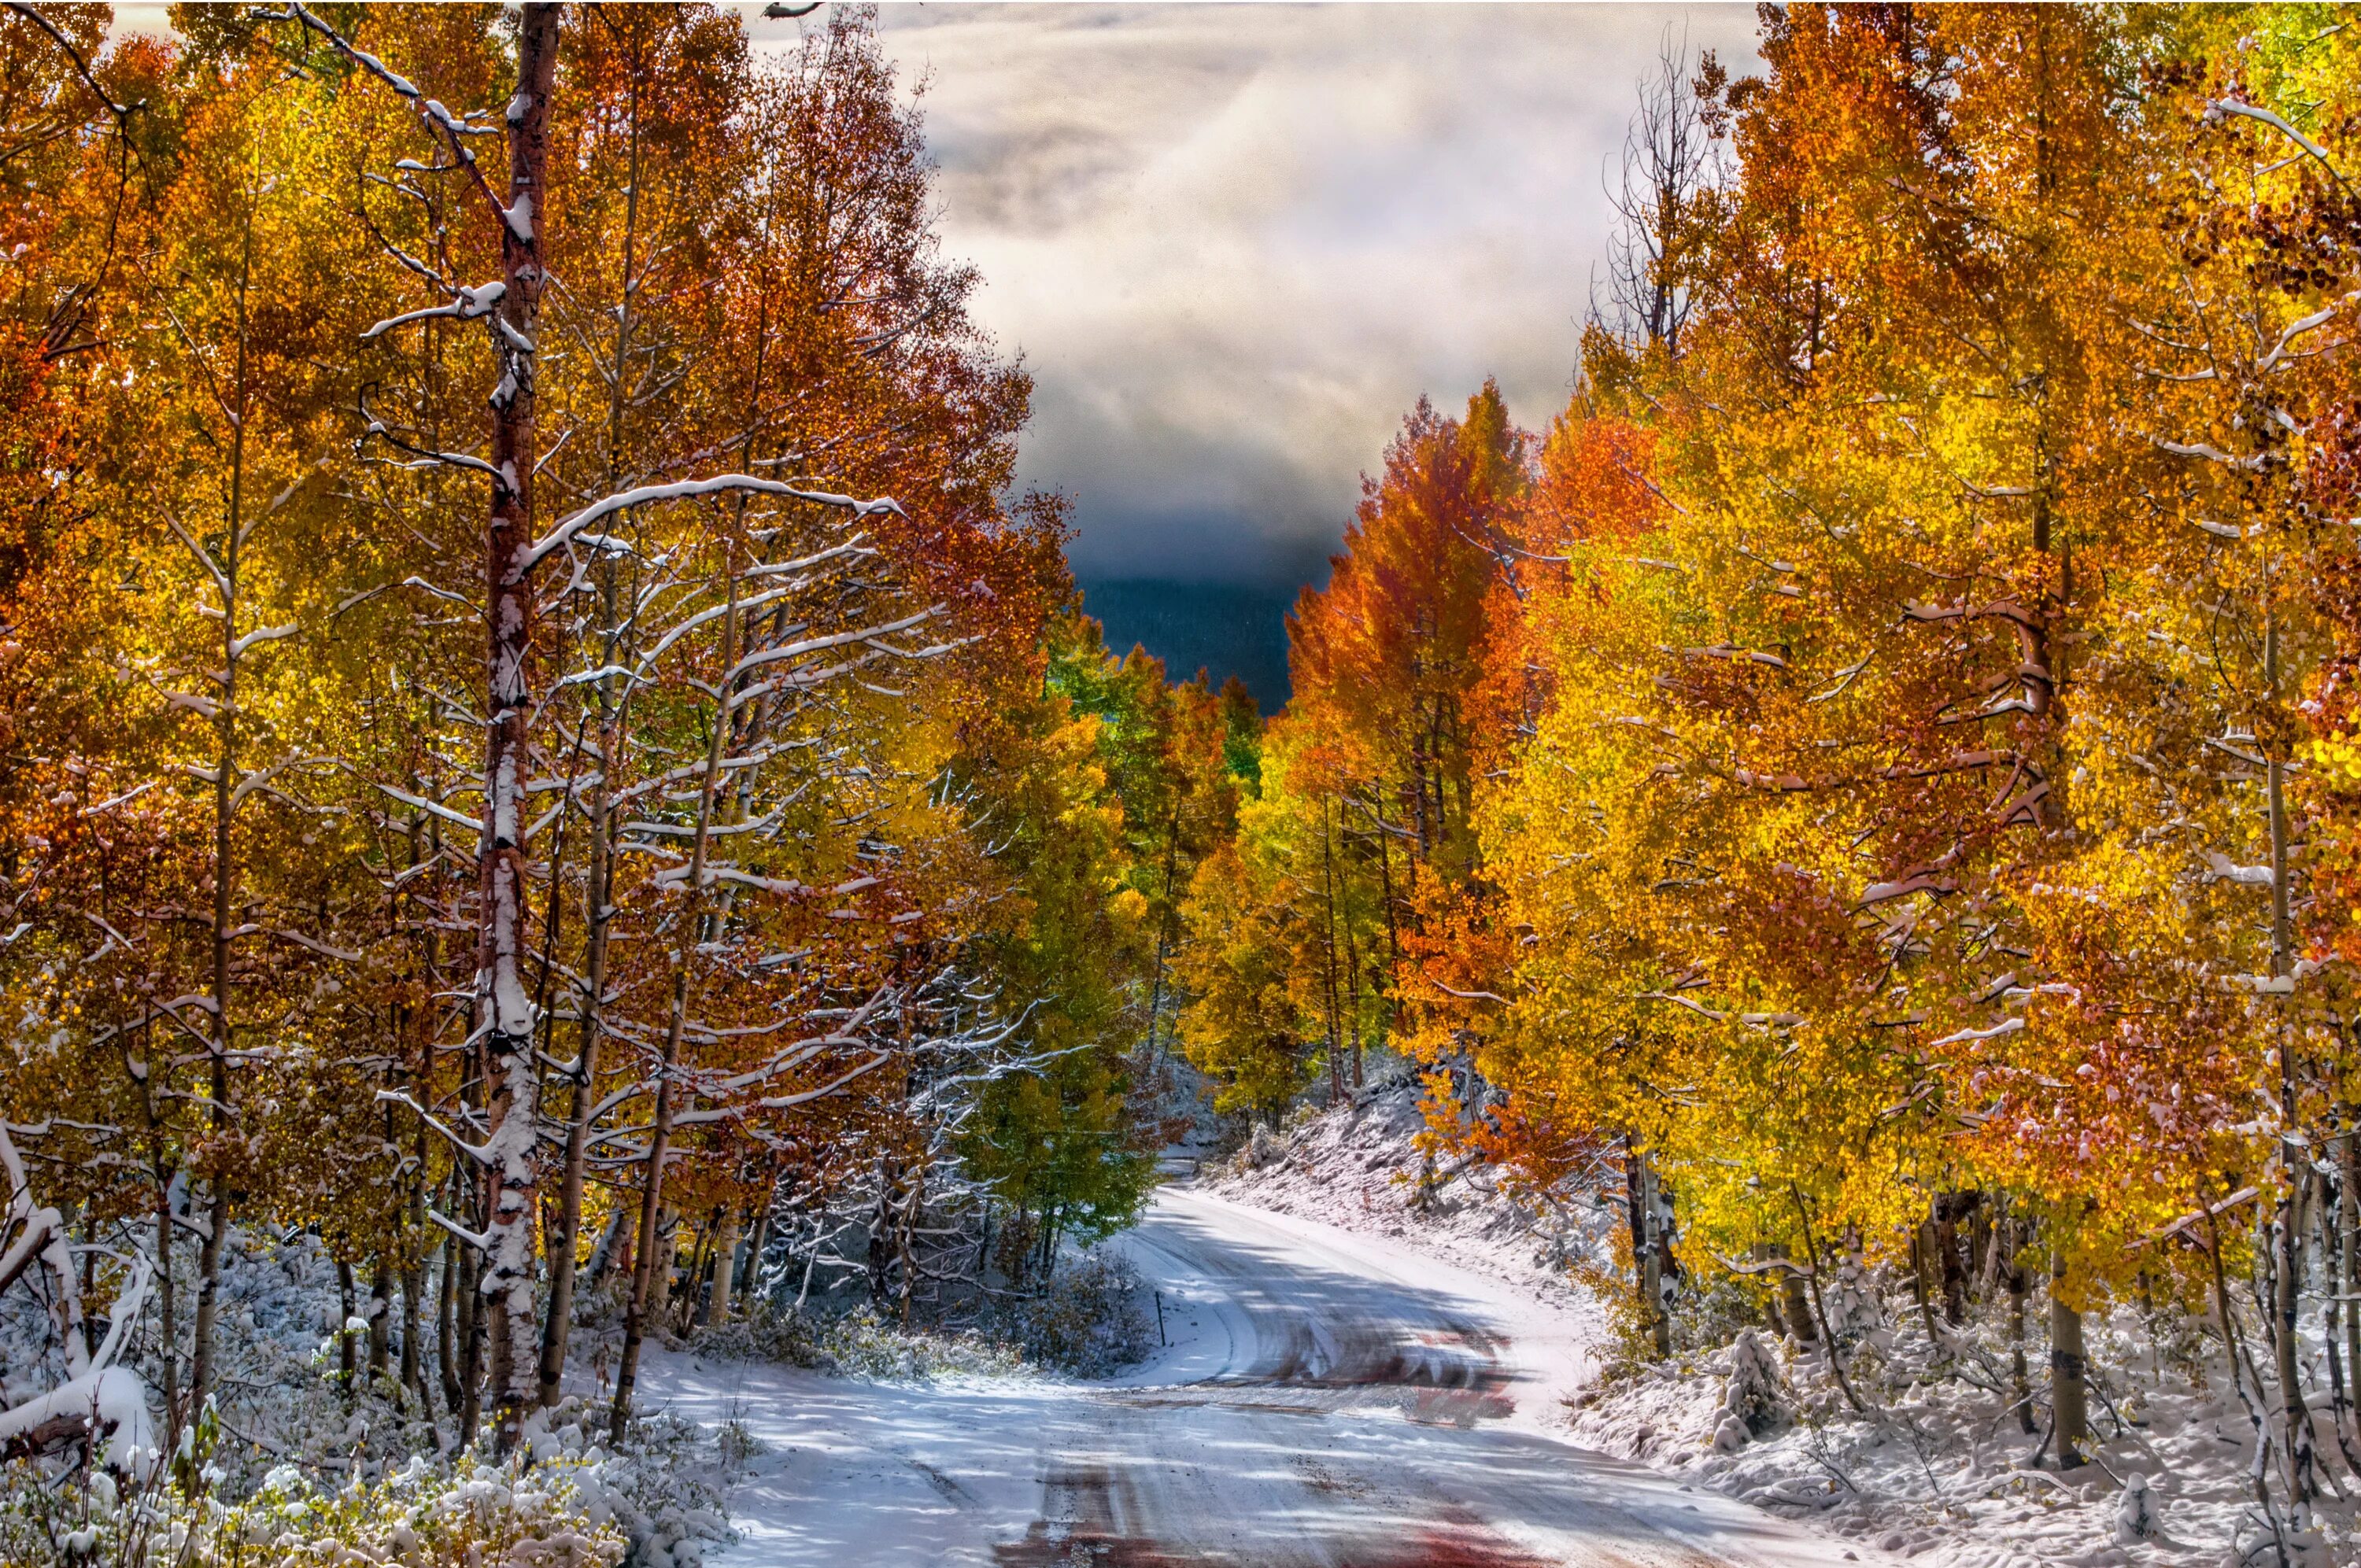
[647,1185,1867,1566]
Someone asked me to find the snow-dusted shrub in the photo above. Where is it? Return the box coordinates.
[1820,1247,1882,1342]
[2114,1472,2162,1544]
[1245,1123,1285,1170]
[587,1410,739,1568]
[1683,1271,1775,1353]
[0,1447,625,1567]
[690,1259,1151,1382]
[688,1303,1023,1381]
[1709,1328,1789,1451]
[990,1249,1155,1376]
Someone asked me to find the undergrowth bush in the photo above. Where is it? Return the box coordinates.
[987,1250,1154,1377]
[0,1395,741,1568]
[689,1247,1153,1380]
[0,1448,626,1568]
[689,1304,1023,1380]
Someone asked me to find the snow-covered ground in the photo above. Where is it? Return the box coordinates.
[1197,1083,2361,1568]
[59,1083,2318,1566]
[641,1179,1886,1566]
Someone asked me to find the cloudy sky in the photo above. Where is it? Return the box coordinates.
[750,3,1763,591]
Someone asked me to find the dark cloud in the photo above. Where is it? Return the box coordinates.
[773,4,1768,590]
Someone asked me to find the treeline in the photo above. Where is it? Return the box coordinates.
[1169,0,2361,1522]
[0,2,1226,1462]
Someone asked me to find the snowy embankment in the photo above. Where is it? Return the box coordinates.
[1206,1083,2349,1568]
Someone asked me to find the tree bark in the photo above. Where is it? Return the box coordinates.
[2006,1229,2036,1434]
[741,1193,770,1312]
[2265,610,2317,1511]
[1772,1243,1816,1346]
[368,1260,394,1380]
[337,1260,359,1397]
[2049,1248,2089,1467]
[709,1208,741,1329]
[435,1230,460,1416]
[472,2,562,1457]
[2344,1116,2361,1442]
[1320,798,1344,1105]
[1625,1143,1671,1359]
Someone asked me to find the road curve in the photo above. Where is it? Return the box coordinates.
[643,1184,1871,1568]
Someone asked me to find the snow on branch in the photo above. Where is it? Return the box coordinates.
[723,609,937,693]
[2157,437,2269,471]
[2201,850,2275,887]
[2208,98,2346,181]
[1927,1016,2024,1050]
[2151,1184,2263,1244]
[2259,304,2337,372]
[375,783,482,836]
[523,474,904,574]
[374,1089,495,1167]
[1857,872,1958,907]
[360,280,505,341]
[1901,598,2038,630]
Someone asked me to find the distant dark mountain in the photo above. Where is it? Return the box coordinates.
[1075,577,1296,712]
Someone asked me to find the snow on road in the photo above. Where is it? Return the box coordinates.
[645,1185,1879,1566]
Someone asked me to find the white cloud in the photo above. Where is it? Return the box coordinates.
[794,3,1764,586]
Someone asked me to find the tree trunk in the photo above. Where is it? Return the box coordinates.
[650,1211,678,1322]
[190,209,257,1419]
[584,1204,626,1295]
[1908,1225,1938,1341]
[1772,1243,1816,1346]
[2049,1249,2089,1467]
[2344,1115,2361,1441]
[711,1208,742,1328]
[741,1192,771,1312]
[1934,1191,1974,1326]
[1320,798,1344,1105]
[471,1,561,1457]
[456,1186,486,1444]
[400,1249,424,1413]
[368,1260,393,1381]
[436,1230,460,1417]
[2264,611,2317,1511]
[153,1164,178,1433]
[541,34,648,1406]
[1625,1143,1670,1359]
[2007,1230,2035,1434]
[402,1125,427,1408]
[683,1215,717,1330]
[139,1037,181,1435]
[611,1168,677,1441]
[338,1261,359,1398]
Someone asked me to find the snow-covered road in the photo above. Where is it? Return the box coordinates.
[645,1185,1871,1566]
